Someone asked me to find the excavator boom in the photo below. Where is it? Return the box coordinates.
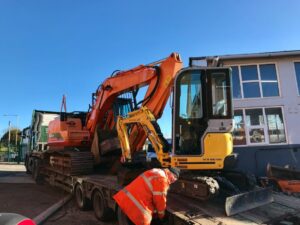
[86,53,182,163]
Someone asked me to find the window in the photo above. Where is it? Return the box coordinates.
[265,108,286,143]
[211,73,229,117]
[179,72,202,119]
[245,109,264,126]
[245,109,265,144]
[241,65,261,98]
[243,82,261,98]
[294,62,300,95]
[230,64,279,98]
[260,64,279,97]
[241,65,258,81]
[233,107,286,146]
[233,110,246,145]
[231,66,242,98]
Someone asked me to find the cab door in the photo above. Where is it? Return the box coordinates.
[173,69,207,156]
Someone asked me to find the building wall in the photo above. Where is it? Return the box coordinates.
[222,56,300,176]
[234,145,300,176]
[277,59,300,144]
[223,56,300,145]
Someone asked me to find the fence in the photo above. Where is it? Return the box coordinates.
[0,145,24,163]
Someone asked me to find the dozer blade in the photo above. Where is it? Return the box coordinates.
[225,187,273,216]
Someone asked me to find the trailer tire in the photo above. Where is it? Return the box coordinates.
[25,156,31,174]
[92,190,112,221]
[75,183,90,210]
[117,206,134,225]
[32,159,43,183]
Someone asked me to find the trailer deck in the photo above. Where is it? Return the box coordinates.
[167,192,300,224]
[43,169,300,225]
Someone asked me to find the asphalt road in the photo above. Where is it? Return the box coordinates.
[0,164,63,218]
[0,163,116,225]
[44,199,117,225]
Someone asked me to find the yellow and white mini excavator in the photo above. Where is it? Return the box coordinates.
[117,66,273,216]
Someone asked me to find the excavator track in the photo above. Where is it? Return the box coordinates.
[170,175,220,201]
[170,170,256,201]
[170,171,273,216]
[46,150,94,176]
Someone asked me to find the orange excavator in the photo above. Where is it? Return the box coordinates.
[46,53,183,175]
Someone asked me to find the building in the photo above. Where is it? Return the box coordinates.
[190,50,300,176]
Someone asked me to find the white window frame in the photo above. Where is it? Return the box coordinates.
[293,61,300,96]
[241,65,262,99]
[228,62,281,99]
[244,108,269,146]
[232,109,246,145]
[233,106,288,147]
[230,65,243,99]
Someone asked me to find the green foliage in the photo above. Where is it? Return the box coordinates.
[0,145,8,152]
[0,128,21,147]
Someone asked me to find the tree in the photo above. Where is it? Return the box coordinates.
[0,128,21,147]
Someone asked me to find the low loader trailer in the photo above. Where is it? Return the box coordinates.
[23,108,300,224]
[24,110,300,224]
[33,164,300,225]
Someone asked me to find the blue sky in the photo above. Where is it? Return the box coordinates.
[0,0,300,138]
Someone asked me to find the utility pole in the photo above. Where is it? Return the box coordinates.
[15,116,19,146]
[8,121,11,162]
[16,115,19,163]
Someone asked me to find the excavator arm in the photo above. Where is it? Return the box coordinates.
[85,53,182,163]
[86,65,157,135]
[116,106,171,166]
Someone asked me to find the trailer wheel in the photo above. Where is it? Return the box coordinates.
[92,190,112,221]
[25,156,31,174]
[117,206,134,225]
[32,159,43,183]
[75,183,89,210]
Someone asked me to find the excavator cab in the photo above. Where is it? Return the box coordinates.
[172,67,234,170]
[116,66,235,170]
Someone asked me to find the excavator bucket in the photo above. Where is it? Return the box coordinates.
[225,187,274,216]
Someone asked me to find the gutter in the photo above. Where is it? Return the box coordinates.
[190,50,300,66]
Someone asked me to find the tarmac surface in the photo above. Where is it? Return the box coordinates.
[44,199,116,225]
[0,163,116,225]
[0,163,34,183]
[0,163,63,219]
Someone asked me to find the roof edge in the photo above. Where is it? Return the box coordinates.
[190,50,300,61]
